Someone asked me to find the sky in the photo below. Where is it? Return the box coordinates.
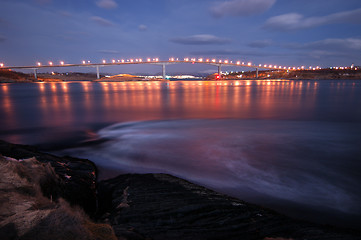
[1,0,361,74]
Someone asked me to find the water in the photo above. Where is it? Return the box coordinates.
[1,80,361,228]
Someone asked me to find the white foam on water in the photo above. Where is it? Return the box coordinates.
[61,119,361,216]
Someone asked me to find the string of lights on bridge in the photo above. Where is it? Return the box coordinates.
[0,58,357,71]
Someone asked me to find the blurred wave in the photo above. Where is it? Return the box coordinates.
[58,119,361,227]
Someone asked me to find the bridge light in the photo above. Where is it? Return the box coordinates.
[112,59,116,63]
[139,59,142,62]
[211,59,216,63]
[301,66,305,69]
[284,67,287,69]
[259,64,262,67]
[247,62,252,66]
[269,65,272,68]
[121,59,125,63]
[206,59,209,62]
[224,60,228,64]
[82,61,86,64]
[198,58,203,62]
[155,58,159,62]
[264,65,267,67]
[130,59,134,62]
[37,62,41,66]
[219,60,222,63]
[237,61,241,65]
[102,60,106,64]
[49,61,53,66]
[184,58,189,61]
[88,61,91,63]
[60,61,65,65]
[0,63,3,67]
[279,66,282,68]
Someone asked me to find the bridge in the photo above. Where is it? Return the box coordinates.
[1,57,306,80]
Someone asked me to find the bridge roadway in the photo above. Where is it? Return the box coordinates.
[2,59,292,80]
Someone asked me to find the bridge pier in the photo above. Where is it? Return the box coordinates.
[96,65,100,79]
[218,65,222,79]
[162,63,166,79]
[256,68,259,78]
[33,69,38,80]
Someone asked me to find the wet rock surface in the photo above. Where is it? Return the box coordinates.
[0,140,97,215]
[98,173,361,240]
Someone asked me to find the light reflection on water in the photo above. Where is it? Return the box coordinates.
[0,80,361,228]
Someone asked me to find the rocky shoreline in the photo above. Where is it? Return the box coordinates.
[1,140,360,240]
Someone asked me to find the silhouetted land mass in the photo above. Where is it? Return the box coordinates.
[0,69,99,82]
[220,68,361,80]
[1,140,361,240]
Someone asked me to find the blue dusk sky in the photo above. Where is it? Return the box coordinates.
[1,0,361,74]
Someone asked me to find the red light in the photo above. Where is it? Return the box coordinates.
[216,74,220,79]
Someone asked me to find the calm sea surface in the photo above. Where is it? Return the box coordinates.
[1,80,361,228]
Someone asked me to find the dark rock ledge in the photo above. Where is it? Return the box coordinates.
[1,140,360,240]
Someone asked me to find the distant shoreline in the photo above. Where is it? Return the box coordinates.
[1,68,361,83]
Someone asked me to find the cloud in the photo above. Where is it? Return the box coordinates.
[248,40,273,48]
[0,35,6,42]
[190,49,241,55]
[170,34,231,45]
[287,38,361,51]
[190,49,287,57]
[138,24,147,31]
[97,50,121,54]
[96,0,117,9]
[35,0,52,4]
[264,8,361,31]
[58,11,72,17]
[90,16,114,27]
[211,0,276,18]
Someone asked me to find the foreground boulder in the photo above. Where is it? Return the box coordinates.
[0,140,97,215]
[0,155,116,240]
[98,174,361,240]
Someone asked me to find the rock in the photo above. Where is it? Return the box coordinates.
[0,140,97,215]
[97,173,361,240]
[0,155,117,240]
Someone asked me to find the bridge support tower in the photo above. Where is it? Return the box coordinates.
[256,68,259,79]
[96,66,100,79]
[33,69,38,80]
[162,63,166,80]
